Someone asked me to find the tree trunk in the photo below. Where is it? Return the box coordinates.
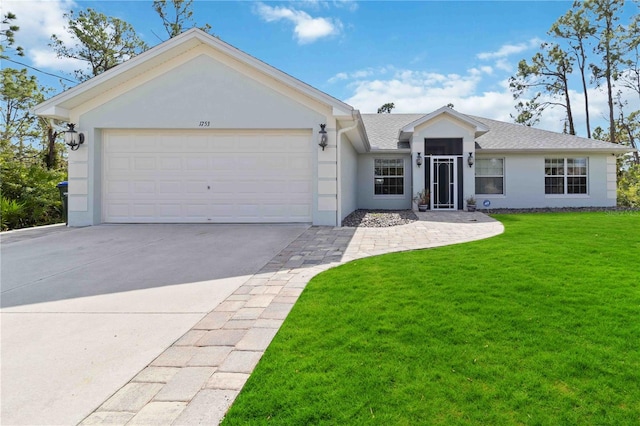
[563,77,576,135]
[578,56,592,138]
[44,128,58,170]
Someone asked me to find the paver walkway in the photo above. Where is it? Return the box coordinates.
[81,212,503,425]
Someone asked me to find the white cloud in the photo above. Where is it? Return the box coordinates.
[254,3,342,44]
[477,38,543,60]
[31,49,85,74]
[328,67,384,83]
[333,65,623,134]
[475,38,543,75]
[333,0,358,12]
[341,67,481,107]
[495,59,513,72]
[3,0,88,81]
[4,0,75,46]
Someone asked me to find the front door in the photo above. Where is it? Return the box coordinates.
[431,156,457,210]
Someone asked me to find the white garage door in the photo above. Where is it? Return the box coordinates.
[103,129,313,223]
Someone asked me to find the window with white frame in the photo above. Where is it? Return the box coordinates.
[374,158,404,195]
[475,158,504,195]
[545,158,588,194]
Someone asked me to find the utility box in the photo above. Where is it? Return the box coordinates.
[56,181,68,225]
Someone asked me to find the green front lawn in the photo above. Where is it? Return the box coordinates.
[223,212,640,425]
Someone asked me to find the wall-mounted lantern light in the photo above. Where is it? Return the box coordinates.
[467,152,474,167]
[64,123,85,151]
[416,152,423,167]
[318,124,328,150]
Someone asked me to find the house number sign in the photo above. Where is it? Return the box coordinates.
[198,121,211,127]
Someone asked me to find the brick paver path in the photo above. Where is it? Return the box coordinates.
[81,212,503,425]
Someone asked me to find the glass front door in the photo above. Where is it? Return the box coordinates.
[431,157,457,210]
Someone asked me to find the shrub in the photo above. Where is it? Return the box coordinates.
[0,197,26,230]
[0,160,66,230]
[618,164,640,207]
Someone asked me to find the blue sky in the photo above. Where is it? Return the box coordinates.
[4,1,639,134]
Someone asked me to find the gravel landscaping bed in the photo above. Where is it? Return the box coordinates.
[342,209,418,227]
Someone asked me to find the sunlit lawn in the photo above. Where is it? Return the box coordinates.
[223,212,640,425]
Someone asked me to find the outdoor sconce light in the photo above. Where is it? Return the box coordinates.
[416,152,423,167]
[318,124,328,150]
[64,123,85,151]
[467,152,474,167]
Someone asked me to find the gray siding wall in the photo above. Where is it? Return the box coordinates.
[340,138,359,221]
[476,153,616,209]
[357,153,412,210]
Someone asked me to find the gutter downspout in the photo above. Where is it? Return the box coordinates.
[336,114,360,227]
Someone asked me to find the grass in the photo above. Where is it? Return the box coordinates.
[222,212,640,425]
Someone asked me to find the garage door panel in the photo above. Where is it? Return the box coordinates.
[185,157,209,170]
[289,180,313,194]
[185,203,209,218]
[133,181,155,194]
[133,157,156,170]
[158,181,182,194]
[104,130,312,223]
[158,204,182,218]
[106,156,131,172]
[106,180,130,195]
[132,203,155,218]
[185,180,208,194]
[159,157,182,171]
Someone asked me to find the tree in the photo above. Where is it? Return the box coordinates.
[1,70,66,230]
[550,6,596,138]
[617,163,640,207]
[377,102,395,114]
[584,0,625,144]
[509,42,576,134]
[38,118,65,170]
[1,68,44,159]
[152,0,211,39]
[1,12,24,57]
[50,9,148,81]
[617,14,640,99]
[511,95,543,127]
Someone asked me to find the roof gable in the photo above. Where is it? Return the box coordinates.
[34,28,354,120]
[401,106,489,137]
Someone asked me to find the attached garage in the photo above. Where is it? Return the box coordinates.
[103,129,313,223]
[34,29,365,227]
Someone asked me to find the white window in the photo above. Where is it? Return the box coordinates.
[545,158,588,195]
[374,159,404,195]
[475,158,504,195]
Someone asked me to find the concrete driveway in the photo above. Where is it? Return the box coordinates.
[0,224,308,425]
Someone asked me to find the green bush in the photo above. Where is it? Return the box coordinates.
[0,197,26,230]
[618,164,640,207]
[0,160,66,230]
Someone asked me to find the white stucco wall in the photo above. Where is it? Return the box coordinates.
[476,153,617,209]
[340,137,358,222]
[65,47,339,226]
[357,153,412,210]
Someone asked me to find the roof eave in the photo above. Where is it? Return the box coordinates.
[368,148,412,153]
[477,147,635,154]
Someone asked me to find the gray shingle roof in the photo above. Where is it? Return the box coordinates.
[470,116,630,152]
[361,114,422,150]
[361,112,632,152]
